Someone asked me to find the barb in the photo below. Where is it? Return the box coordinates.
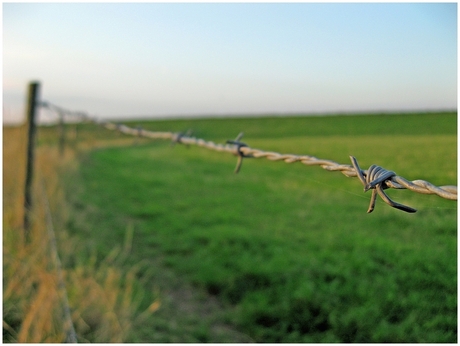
[350,156,417,213]
[226,132,253,173]
[38,101,458,213]
[172,129,193,147]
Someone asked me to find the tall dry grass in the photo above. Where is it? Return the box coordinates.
[3,124,158,342]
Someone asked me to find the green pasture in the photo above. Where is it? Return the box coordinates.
[64,112,457,342]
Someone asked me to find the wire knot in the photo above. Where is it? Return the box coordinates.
[226,132,253,173]
[350,156,416,213]
[172,129,192,147]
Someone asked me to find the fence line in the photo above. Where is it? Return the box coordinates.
[40,100,457,214]
[40,178,78,343]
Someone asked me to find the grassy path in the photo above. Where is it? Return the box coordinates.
[130,254,255,342]
[64,141,256,342]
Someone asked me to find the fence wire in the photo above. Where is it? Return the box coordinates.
[40,101,457,213]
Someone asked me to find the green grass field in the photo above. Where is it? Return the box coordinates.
[63,112,457,342]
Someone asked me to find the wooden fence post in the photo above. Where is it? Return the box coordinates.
[24,81,41,239]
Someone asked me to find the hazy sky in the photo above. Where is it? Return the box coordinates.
[3,2,457,123]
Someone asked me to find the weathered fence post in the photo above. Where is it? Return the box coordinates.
[24,81,41,239]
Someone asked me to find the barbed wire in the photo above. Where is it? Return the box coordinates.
[40,101,457,213]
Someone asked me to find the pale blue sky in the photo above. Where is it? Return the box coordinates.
[3,2,457,123]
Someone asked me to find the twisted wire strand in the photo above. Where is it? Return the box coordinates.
[107,120,457,202]
[40,101,88,120]
[38,102,458,211]
[241,146,457,201]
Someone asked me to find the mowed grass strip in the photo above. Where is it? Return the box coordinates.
[68,113,457,342]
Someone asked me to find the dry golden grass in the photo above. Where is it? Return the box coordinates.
[3,123,158,342]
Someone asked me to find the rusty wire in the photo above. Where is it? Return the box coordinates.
[40,102,457,213]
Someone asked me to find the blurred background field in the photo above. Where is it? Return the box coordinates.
[9,111,453,342]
